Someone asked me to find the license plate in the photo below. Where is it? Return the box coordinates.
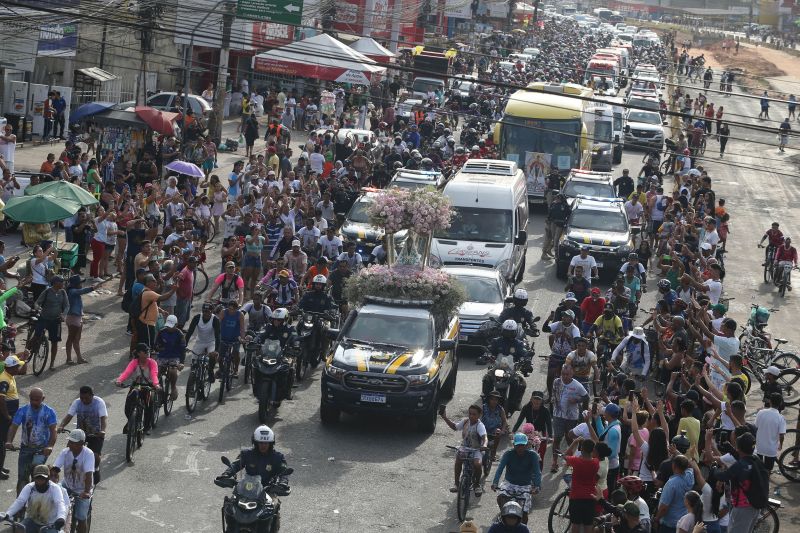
[459,334,468,341]
[360,393,386,404]
[596,261,603,268]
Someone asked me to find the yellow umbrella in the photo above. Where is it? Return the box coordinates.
[445,48,458,59]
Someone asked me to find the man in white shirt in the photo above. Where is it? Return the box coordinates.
[316,193,335,225]
[319,227,342,259]
[52,429,94,532]
[4,464,67,532]
[702,217,720,254]
[296,218,321,256]
[624,196,644,224]
[754,393,786,472]
[568,246,598,281]
[308,146,325,175]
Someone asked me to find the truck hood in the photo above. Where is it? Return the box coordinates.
[332,339,431,375]
[341,222,407,244]
[431,239,511,269]
[565,227,629,247]
[459,301,503,320]
[626,121,662,132]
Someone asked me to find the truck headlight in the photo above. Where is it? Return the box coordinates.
[407,374,431,387]
[617,244,633,256]
[428,254,442,268]
[496,259,511,278]
[324,363,346,382]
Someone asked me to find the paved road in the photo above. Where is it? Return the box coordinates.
[0,81,799,533]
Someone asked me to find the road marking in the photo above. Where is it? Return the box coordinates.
[130,509,168,528]
[173,449,204,476]
[163,444,179,464]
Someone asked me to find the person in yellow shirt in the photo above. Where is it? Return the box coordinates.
[677,399,700,461]
[0,354,27,479]
[628,185,647,207]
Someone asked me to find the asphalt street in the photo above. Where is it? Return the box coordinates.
[1,76,799,533]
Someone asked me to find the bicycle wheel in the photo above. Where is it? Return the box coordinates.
[699,137,706,155]
[548,490,571,533]
[753,504,779,533]
[770,352,800,375]
[136,407,145,448]
[125,408,138,462]
[779,276,787,297]
[243,351,252,385]
[185,372,198,413]
[764,260,773,283]
[163,379,174,416]
[218,356,229,403]
[778,369,800,406]
[192,268,209,297]
[201,364,212,400]
[777,445,800,482]
[456,474,471,522]
[31,335,49,376]
[150,391,160,429]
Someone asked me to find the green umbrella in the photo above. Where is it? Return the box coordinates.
[3,194,82,224]
[25,180,99,206]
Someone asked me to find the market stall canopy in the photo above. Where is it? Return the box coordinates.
[91,109,148,129]
[349,37,396,64]
[134,106,179,136]
[3,194,82,224]
[514,2,536,14]
[69,101,116,124]
[253,33,386,84]
[24,180,99,206]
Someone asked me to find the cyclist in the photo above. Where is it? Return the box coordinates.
[440,404,488,496]
[206,261,244,306]
[51,429,93,533]
[185,302,221,383]
[216,425,290,488]
[564,337,600,393]
[491,433,541,525]
[759,222,784,268]
[217,300,245,379]
[56,386,107,485]
[4,387,57,495]
[115,343,160,434]
[498,289,537,332]
[611,327,651,384]
[240,291,271,333]
[1,464,66,533]
[487,501,528,533]
[619,252,647,286]
[482,391,509,464]
[298,275,336,313]
[773,236,797,290]
[591,303,624,358]
[154,315,186,400]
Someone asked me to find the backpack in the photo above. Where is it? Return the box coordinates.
[741,455,770,509]
[121,288,133,313]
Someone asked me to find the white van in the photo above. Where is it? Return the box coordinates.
[429,160,529,284]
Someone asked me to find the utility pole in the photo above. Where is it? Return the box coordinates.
[388,0,401,52]
[210,0,235,143]
[135,3,157,106]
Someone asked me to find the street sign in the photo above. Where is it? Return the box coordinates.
[236,0,303,26]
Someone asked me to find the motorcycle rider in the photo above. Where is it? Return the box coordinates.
[498,289,537,333]
[298,275,336,314]
[482,320,530,403]
[252,308,294,349]
[491,433,542,525]
[590,303,624,358]
[773,236,798,289]
[487,501,528,533]
[216,425,289,488]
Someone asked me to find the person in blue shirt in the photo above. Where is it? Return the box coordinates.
[403,124,421,149]
[654,454,694,533]
[487,501,530,533]
[154,315,186,400]
[217,300,245,379]
[53,91,67,138]
[65,275,100,365]
[589,402,623,492]
[228,161,243,200]
[491,433,541,525]
[4,387,58,494]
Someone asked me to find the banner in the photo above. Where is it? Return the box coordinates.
[333,0,366,34]
[444,0,472,19]
[252,22,295,48]
[365,0,392,39]
[524,151,549,197]
[37,23,79,57]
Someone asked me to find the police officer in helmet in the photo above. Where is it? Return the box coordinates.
[217,425,290,488]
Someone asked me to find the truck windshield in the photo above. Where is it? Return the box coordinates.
[570,210,628,233]
[501,116,581,172]
[435,207,512,243]
[346,313,432,348]
[412,79,442,94]
[595,121,613,142]
[346,199,371,224]
[452,275,503,303]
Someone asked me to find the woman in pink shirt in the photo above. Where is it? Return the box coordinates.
[115,342,160,433]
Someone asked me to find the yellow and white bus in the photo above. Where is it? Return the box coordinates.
[494,83,595,202]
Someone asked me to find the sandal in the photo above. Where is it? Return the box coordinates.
[65,360,77,366]
[550,462,559,473]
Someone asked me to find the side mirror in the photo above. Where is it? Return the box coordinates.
[326,328,340,341]
[282,467,294,476]
[533,316,541,322]
[515,230,528,245]
[504,295,514,304]
[614,134,620,143]
[624,125,631,133]
[221,456,231,467]
[438,339,456,351]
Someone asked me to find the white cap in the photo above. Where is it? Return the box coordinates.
[291,239,301,247]
[764,365,781,377]
[68,428,86,443]
[164,315,178,328]
[700,242,712,251]
[571,422,591,440]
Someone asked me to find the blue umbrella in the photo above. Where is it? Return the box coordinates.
[69,101,116,124]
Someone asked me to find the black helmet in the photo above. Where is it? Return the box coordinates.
[393,161,403,169]
[671,433,691,453]
[657,279,671,291]
[421,157,433,169]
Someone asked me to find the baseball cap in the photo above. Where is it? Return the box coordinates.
[710,303,726,314]
[603,403,621,418]
[68,429,86,443]
[700,242,712,251]
[562,309,575,319]
[51,275,64,284]
[513,433,529,446]
[591,287,601,296]
[225,261,236,268]
[564,292,577,302]
[291,239,301,247]
[4,355,25,368]
[32,464,50,479]
[623,502,640,517]
[278,269,290,278]
[164,315,178,328]
[764,365,781,377]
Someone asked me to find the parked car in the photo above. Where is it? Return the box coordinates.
[117,92,212,118]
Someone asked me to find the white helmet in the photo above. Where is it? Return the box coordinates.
[253,425,275,443]
[273,308,289,320]
[514,288,528,300]
[502,319,518,332]
[313,274,327,284]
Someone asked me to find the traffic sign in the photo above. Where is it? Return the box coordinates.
[236,0,304,26]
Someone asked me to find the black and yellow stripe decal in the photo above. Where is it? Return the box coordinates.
[385,353,412,374]
[429,318,459,378]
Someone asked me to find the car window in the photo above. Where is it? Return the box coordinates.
[454,276,503,304]
[189,98,203,115]
[628,111,661,124]
[563,181,615,199]
[148,94,171,108]
[570,209,628,233]
[345,313,432,348]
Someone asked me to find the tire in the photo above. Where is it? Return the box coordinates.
[754,504,779,533]
[320,402,340,425]
[125,409,138,463]
[769,352,800,374]
[201,365,212,400]
[548,490,571,533]
[243,352,252,385]
[150,392,160,428]
[778,369,800,406]
[555,260,568,280]
[764,260,772,283]
[779,277,787,298]
[456,474,471,522]
[442,355,459,399]
[482,448,492,477]
[207,224,217,243]
[258,398,271,424]
[31,337,48,376]
[777,445,800,482]
[193,268,209,297]
[185,373,198,413]
[295,347,306,382]
[417,389,439,433]
[218,358,228,403]
[135,407,144,451]
[163,380,174,416]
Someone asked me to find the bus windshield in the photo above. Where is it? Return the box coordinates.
[500,116,581,172]
[595,121,613,142]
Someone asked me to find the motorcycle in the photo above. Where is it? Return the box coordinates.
[251,338,295,424]
[214,456,293,533]
[482,353,528,415]
[295,310,336,381]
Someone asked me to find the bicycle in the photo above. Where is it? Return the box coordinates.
[3,444,46,493]
[24,313,50,376]
[547,473,571,533]
[775,264,798,298]
[778,444,800,482]
[742,358,800,407]
[446,445,487,522]
[157,360,182,417]
[0,513,61,532]
[185,348,213,413]
[242,334,259,386]
[67,490,93,533]
[758,244,777,283]
[754,497,782,533]
[698,134,707,156]
[119,380,157,463]
[217,340,237,403]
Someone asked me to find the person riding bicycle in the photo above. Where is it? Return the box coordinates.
[611,327,651,383]
[656,279,678,312]
[216,425,289,489]
[185,302,221,383]
[2,464,66,533]
[154,315,186,400]
[491,433,541,525]
[298,275,336,314]
[564,337,600,393]
[440,404,488,496]
[481,391,509,463]
[240,291,271,333]
[487,500,529,533]
[115,343,160,434]
[217,300,245,379]
[591,304,624,357]
[498,289,537,332]
[482,320,530,398]
[252,308,294,349]
[773,236,798,290]
[618,253,647,286]
[51,429,93,533]
[268,270,299,308]
[759,222,784,262]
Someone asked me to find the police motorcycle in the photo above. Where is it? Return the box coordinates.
[480,319,532,415]
[245,317,297,423]
[214,459,293,532]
